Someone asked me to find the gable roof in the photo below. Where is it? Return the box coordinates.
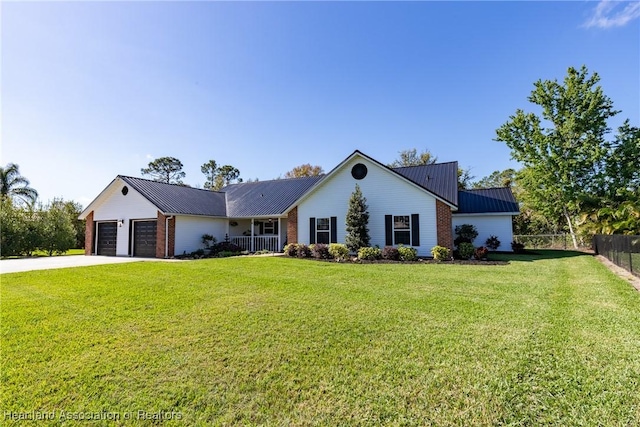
[392,162,459,206]
[222,176,323,217]
[457,187,519,214]
[289,150,460,211]
[119,176,227,216]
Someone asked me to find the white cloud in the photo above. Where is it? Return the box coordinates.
[145,154,154,161]
[584,0,640,28]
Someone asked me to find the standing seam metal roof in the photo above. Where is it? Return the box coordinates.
[222,176,324,217]
[456,187,520,214]
[120,176,227,216]
[391,162,459,206]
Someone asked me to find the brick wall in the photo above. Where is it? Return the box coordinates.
[287,206,298,244]
[156,212,176,258]
[84,211,94,255]
[436,200,453,251]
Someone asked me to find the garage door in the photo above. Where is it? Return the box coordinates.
[96,222,117,256]
[133,220,157,257]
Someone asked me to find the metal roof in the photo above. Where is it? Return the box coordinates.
[120,176,227,216]
[456,187,519,214]
[392,162,459,206]
[222,176,324,217]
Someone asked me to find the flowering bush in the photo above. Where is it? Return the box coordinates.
[430,245,451,261]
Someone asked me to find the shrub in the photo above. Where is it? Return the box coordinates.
[398,245,418,261]
[357,246,381,261]
[201,233,216,249]
[283,243,298,257]
[210,241,243,255]
[485,235,501,251]
[474,246,489,260]
[454,224,478,247]
[191,248,205,257]
[430,245,451,261]
[311,243,332,260]
[328,243,349,261]
[296,243,311,258]
[511,241,525,253]
[381,246,400,261]
[217,250,240,258]
[457,242,475,259]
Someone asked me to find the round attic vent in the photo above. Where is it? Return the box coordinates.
[121,186,129,196]
[351,163,368,180]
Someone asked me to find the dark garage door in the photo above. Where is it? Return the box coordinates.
[96,222,117,256]
[134,220,157,257]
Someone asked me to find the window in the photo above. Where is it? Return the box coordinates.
[316,218,330,244]
[393,215,411,245]
[263,221,275,235]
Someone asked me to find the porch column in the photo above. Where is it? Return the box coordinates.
[251,218,255,252]
[277,217,281,252]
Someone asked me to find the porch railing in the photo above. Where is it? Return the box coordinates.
[230,236,280,253]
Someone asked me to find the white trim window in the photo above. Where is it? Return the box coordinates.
[263,221,275,235]
[393,215,411,245]
[316,217,330,244]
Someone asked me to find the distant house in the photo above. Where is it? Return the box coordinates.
[79,150,519,258]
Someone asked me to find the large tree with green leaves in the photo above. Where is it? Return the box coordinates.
[472,169,516,189]
[388,148,437,167]
[344,184,370,252]
[495,66,621,248]
[284,164,324,178]
[141,157,186,184]
[0,163,38,206]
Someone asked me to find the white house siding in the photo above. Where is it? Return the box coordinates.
[452,215,514,251]
[92,179,158,256]
[174,216,227,255]
[297,155,438,256]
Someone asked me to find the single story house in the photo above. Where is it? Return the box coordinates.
[79,150,519,258]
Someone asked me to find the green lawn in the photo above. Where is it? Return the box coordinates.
[2,252,639,425]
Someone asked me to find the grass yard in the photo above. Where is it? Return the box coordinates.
[2,252,639,425]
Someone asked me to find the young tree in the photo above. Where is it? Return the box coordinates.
[40,199,76,256]
[388,148,438,167]
[0,163,38,206]
[141,157,186,184]
[284,164,324,178]
[345,184,370,252]
[495,66,620,248]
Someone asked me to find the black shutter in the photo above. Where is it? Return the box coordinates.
[259,222,264,234]
[411,214,420,246]
[330,217,337,243]
[274,221,279,235]
[309,217,316,244]
[385,215,393,246]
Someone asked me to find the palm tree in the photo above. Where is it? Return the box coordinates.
[0,163,38,206]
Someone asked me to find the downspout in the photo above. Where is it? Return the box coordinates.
[165,216,174,258]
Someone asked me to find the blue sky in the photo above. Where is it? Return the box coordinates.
[2,1,638,207]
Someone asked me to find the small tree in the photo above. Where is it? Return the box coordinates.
[454,224,478,247]
[345,184,370,252]
[141,156,186,184]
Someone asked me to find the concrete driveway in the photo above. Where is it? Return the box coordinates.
[1,256,169,274]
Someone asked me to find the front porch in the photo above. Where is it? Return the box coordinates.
[228,217,287,253]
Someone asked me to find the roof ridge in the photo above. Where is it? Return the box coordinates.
[391,161,458,169]
[462,186,512,191]
[224,174,325,187]
[119,175,224,194]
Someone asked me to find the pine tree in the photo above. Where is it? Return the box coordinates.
[345,184,370,251]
